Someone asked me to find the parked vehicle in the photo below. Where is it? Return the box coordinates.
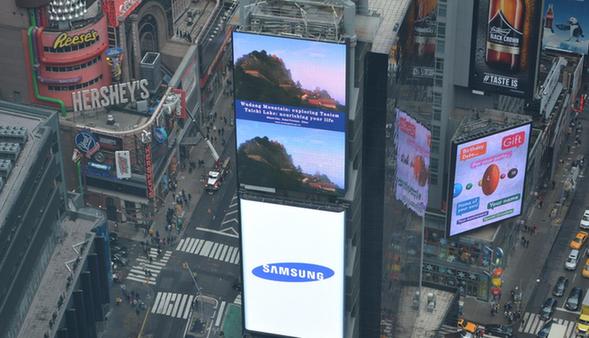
[484,324,513,337]
[205,158,230,194]
[537,319,553,338]
[565,249,581,270]
[540,297,557,320]
[552,276,568,297]
[576,291,589,335]
[565,287,583,311]
[581,209,589,230]
[570,231,589,250]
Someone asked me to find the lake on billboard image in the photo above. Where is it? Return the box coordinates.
[232,32,347,194]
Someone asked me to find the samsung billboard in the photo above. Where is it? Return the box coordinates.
[394,109,431,216]
[469,0,542,97]
[232,32,347,195]
[448,123,531,236]
[240,199,345,338]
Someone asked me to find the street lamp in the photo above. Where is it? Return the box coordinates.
[182,261,205,323]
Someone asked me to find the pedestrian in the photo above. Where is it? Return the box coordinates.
[521,236,526,246]
[532,224,537,235]
[526,239,530,248]
[552,180,556,189]
[188,193,192,201]
[539,198,544,208]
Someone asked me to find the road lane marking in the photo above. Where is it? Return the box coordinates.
[183,296,194,319]
[195,227,239,238]
[215,301,226,327]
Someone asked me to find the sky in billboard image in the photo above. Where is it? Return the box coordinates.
[240,199,344,338]
[448,124,531,236]
[233,32,347,195]
[394,109,431,216]
[543,0,589,55]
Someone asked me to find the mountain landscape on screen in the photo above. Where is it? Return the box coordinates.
[237,136,342,194]
[234,50,344,111]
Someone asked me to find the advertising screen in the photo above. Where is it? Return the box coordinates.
[233,32,347,195]
[469,0,541,97]
[542,1,589,55]
[448,124,531,236]
[240,199,345,338]
[394,109,431,216]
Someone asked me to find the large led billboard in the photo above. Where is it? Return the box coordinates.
[394,109,431,216]
[469,0,542,97]
[240,199,345,338]
[233,32,347,195]
[448,123,531,236]
[542,1,589,55]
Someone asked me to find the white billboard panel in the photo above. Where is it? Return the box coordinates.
[115,150,132,179]
[240,199,345,338]
[394,109,431,216]
[448,123,531,236]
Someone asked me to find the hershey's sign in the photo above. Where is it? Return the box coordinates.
[71,79,149,112]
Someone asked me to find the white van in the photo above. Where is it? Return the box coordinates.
[566,249,581,270]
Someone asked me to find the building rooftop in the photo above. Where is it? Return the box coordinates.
[0,103,55,229]
[369,0,411,54]
[17,208,103,338]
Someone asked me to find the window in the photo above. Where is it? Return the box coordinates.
[48,74,103,91]
[432,125,441,139]
[431,139,440,153]
[437,22,446,38]
[430,172,438,185]
[45,55,101,72]
[439,3,447,17]
[435,58,444,72]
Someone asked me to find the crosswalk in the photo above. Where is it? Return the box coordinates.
[151,292,194,319]
[125,248,172,285]
[176,237,240,264]
[438,324,503,338]
[519,312,577,337]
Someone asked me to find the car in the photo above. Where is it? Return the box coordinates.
[583,259,589,278]
[552,276,569,297]
[109,232,119,243]
[565,249,581,270]
[581,210,589,229]
[565,287,583,311]
[484,324,513,337]
[540,297,557,320]
[536,319,553,338]
[111,245,128,257]
[112,253,128,266]
[570,231,589,250]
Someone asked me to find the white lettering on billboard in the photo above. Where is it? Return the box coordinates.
[71,79,149,112]
[240,199,344,338]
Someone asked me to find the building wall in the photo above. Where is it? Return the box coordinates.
[0,110,66,338]
[35,15,111,107]
[0,25,31,104]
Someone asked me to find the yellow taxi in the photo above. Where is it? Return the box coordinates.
[570,231,589,250]
[583,259,589,278]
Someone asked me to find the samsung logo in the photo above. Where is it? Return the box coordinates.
[252,262,334,282]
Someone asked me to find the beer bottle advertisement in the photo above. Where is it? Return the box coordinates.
[542,1,589,55]
[469,0,541,97]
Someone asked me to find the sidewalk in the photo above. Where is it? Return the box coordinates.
[463,115,587,324]
[114,72,235,243]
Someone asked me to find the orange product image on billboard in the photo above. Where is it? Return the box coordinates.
[570,231,589,250]
[460,142,487,161]
[481,164,500,196]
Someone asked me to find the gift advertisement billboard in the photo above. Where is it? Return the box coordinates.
[469,0,542,97]
[448,123,531,236]
[394,109,431,216]
[232,32,347,195]
[240,199,345,338]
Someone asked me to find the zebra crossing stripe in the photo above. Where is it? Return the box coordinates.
[176,294,188,318]
[209,243,220,258]
[156,292,170,314]
[518,312,577,337]
[229,249,238,264]
[126,275,155,285]
[172,294,186,318]
[233,252,240,264]
[215,244,226,260]
[152,292,163,313]
[224,247,235,262]
[195,239,205,254]
[189,238,200,253]
[200,241,213,256]
[166,294,177,316]
[176,238,185,251]
[519,312,530,331]
[219,245,228,261]
[183,295,194,319]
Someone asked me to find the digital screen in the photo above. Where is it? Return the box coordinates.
[240,199,345,338]
[448,124,531,236]
[469,0,541,97]
[394,109,431,216]
[542,1,589,55]
[233,32,347,195]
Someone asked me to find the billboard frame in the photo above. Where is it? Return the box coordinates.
[238,196,347,338]
[446,121,532,237]
[231,30,350,197]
